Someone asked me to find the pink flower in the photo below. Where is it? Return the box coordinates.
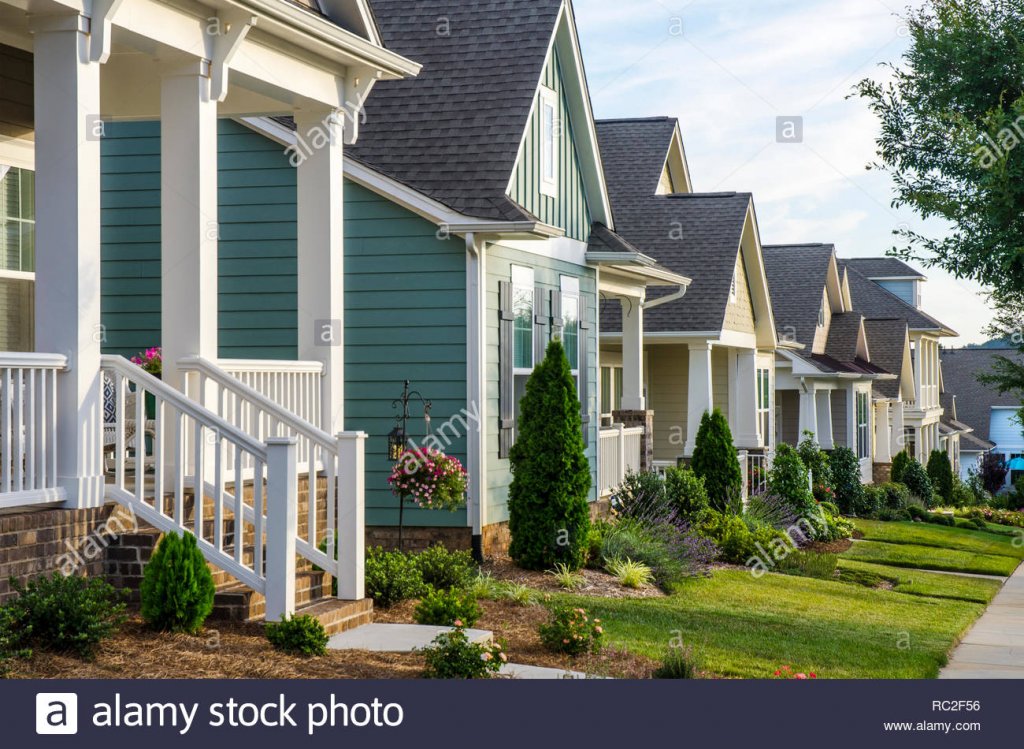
[594,626,603,634]
[453,619,463,628]
[481,652,492,662]
[795,673,807,680]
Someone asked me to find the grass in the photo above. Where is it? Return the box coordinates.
[836,559,1003,603]
[854,520,1024,559]
[554,569,985,678]
[843,540,1020,576]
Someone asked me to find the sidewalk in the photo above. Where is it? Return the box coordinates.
[940,563,1024,678]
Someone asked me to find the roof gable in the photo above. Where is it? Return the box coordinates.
[762,244,836,348]
[844,257,926,280]
[595,117,681,215]
[316,0,383,43]
[864,319,914,400]
[839,260,956,336]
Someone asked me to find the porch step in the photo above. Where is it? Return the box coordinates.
[297,598,374,636]
[211,569,328,622]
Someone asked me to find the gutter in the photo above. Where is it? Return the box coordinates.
[643,286,688,310]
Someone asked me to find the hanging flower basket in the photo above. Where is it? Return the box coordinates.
[388,447,468,512]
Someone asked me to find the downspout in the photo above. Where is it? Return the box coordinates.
[641,284,688,310]
[465,233,486,562]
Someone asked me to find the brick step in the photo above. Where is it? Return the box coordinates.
[296,598,373,636]
[211,570,329,622]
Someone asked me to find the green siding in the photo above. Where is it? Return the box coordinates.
[100,119,298,359]
[485,244,599,525]
[508,49,592,242]
[343,182,469,528]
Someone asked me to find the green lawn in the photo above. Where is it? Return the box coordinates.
[836,559,1003,603]
[556,569,986,678]
[843,539,1020,576]
[854,519,1024,559]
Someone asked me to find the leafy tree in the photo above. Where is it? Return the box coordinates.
[508,340,591,571]
[830,447,866,516]
[902,459,936,508]
[767,443,815,517]
[690,409,743,512]
[140,531,215,634]
[927,449,955,503]
[891,450,912,484]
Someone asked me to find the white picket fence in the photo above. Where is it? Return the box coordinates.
[0,353,66,508]
[598,424,644,496]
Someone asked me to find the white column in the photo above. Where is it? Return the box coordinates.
[733,349,759,448]
[161,64,219,393]
[815,390,834,449]
[913,338,923,406]
[295,109,346,435]
[684,343,714,455]
[620,296,645,411]
[466,237,486,539]
[265,437,298,622]
[798,387,818,443]
[336,431,366,600]
[32,15,105,508]
[875,401,891,460]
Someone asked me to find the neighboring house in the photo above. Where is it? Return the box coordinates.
[0,0,424,624]
[231,0,688,551]
[763,244,895,484]
[838,260,959,468]
[596,118,778,486]
[941,348,1022,485]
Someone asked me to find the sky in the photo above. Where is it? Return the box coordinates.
[573,0,996,345]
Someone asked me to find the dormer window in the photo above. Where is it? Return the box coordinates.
[540,86,558,197]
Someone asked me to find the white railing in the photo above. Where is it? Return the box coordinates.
[599,424,644,496]
[218,358,323,431]
[0,353,67,508]
[176,356,363,601]
[739,449,771,502]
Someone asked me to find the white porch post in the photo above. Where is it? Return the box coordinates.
[815,390,834,449]
[684,343,714,456]
[160,64,219,393]
[875,401,892,461]
[295,109,345,435]
[913,338,924,406]
[733,349,759,448]
[798,386,818,443]
[620,296,645,411]
[31,14,105,507]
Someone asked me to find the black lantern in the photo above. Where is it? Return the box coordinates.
[387,425,406,461]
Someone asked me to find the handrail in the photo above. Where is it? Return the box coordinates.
[218,358,324,375]
[177,356,335,451]
[101,355,267,460]
[0,352,68,368]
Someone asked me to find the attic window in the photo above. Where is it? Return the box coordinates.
[540,86,558,197]
[818,299,825,328]
[729,270,738,302]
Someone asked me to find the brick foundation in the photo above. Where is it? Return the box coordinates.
[873,462,893,485]
[612,409,655,472]
[0,504,119,603]
[366,525,473,554]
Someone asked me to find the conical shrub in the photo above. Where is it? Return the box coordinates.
[690,409,742,511]
[140,531,215,634]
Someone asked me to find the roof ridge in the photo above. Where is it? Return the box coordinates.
[596,116,676,124]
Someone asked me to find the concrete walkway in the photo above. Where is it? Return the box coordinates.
[327,623,492,652]
[940,563,1024,678]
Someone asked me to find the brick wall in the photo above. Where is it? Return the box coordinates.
[873,462,893,485]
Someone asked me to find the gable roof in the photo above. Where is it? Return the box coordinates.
[595,118,679,216]
[940,347,1023,444]
[600,192,755,333]
[762,244,835,347]
[824,313,866,363]
[838,261,957,336]
[863,319,912,399]
[843,257,926,280]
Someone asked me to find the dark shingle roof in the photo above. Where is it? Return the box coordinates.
[762,244,834,347]
[940,348,1023,444]
[824,313,864,363]
[839,261,956,334]
[601,193,752,334]
[863,319,909,399]
[595,118,678,217]
[844,257,926,280]
[344,0,563,221]
[587,223,643,255]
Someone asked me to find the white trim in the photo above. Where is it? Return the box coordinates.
[0,137,34,171]
[511,265,535,374]
[497,236,590,266]
[539,85,559,198]
[0,269,34,282]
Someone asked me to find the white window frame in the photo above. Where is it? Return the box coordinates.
[856,391,870,460]
[560,275,580,377]
[539,86,559,198]
[756,367,771,443]
[511,265,534,375]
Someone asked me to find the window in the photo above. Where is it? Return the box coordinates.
[0,166,35,274]
[560,276,580,375]
[512,266,534,372]
[856,391,870,460]
[903,427,916,459]
[539,87,558,197]
[600,366,624,422]
[729,269,738,302]
[756,368,771,444]
[817,298,825,328]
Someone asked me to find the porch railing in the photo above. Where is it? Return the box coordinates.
[217,358,324,432]
[739,449,771,501]
[176,356,363,600]
[0,353,67,508]
[599,424,644,496]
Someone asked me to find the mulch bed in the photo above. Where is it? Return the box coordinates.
[481,555,666,599]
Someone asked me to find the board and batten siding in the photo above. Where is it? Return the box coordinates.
[485,243,598,525]
[343,182,468,528]
[100,119,299,359]
[506,48,591,242]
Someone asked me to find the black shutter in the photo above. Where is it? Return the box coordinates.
[533,286,548,365]
[579,295,591,438]
[550,289,563,338]
[498,281,515,459]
